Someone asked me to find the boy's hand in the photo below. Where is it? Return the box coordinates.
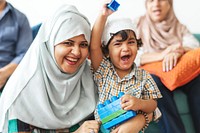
[120,94,141,111]
[100,0,115,16]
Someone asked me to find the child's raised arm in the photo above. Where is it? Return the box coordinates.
[90,0,114,71]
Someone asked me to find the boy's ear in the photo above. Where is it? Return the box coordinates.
[137,38,143,47]
[102,47,109,56]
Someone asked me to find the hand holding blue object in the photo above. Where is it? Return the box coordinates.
[97,92,136,130]
[107,0,120,11]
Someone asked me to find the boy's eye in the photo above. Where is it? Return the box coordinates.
[80,43,89,48]
[129,41,136,44]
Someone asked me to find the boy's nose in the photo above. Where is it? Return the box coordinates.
[122,44,129,51]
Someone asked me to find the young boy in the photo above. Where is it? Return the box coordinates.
[90,0,162,133]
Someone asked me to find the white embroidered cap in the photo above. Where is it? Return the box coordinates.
[102,18,136,46]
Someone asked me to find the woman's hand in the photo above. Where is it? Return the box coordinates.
[0,68,9,89]
[162,52,182,72]
[121,94,141,111]
[73,120,100,133]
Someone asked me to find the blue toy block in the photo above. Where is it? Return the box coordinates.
[97,92,136,130]
[100,125,110,133]
[103,110,136,129]
[97,98,123,120]
[107,0,120,12]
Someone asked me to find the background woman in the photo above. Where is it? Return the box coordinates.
[134,0,200,133]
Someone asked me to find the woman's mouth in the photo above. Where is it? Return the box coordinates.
[65,57,78,65]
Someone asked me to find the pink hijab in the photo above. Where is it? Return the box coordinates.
[137,0,189,53]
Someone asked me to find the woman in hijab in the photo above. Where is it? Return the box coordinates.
[0,4,99,133]
[134,0,200,133]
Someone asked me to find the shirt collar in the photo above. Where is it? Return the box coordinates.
[106,57,139,83]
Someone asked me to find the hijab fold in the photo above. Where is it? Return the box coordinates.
[0,4,96,132]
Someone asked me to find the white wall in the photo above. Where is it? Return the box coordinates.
[7,0,200,33]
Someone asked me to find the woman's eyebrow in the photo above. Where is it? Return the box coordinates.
[66,39,74,42]
[65,40,88,43]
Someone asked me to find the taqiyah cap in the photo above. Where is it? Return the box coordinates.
[102,18,135,46]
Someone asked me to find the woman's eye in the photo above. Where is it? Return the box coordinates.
[113,42,121,46]
[80,43,88,48]
[147,0,153,2]
[63,42,73,46]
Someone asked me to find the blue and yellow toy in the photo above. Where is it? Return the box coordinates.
[97,92,136,130]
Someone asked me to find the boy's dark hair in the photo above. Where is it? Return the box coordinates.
[102,30,143,55]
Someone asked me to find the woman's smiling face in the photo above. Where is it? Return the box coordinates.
[146,0,171,22]
[54,34,89,74]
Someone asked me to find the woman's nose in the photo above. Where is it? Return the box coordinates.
[71,46,80,56]
[153,0,160,6]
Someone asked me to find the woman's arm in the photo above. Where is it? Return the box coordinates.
[140,52,164,65]
[182,32,200,51]
[140,43,184,66]
[0,63,17,89]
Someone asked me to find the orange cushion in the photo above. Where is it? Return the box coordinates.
[140,48,200,91]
